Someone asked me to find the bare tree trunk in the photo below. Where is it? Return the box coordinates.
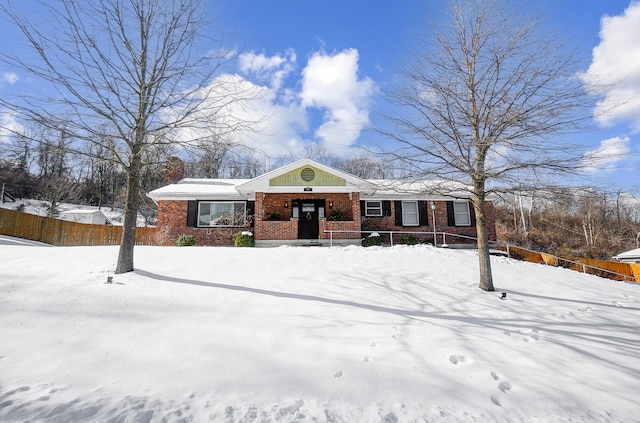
[474,190,494,291]
[116,154,141,274]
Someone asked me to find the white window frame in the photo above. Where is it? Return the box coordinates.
[453,201,471,226]
[402,201,419,226]
[197,201,247,227]
[365,200,383,216]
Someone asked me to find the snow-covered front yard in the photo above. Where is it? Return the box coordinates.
[1,238,638,422]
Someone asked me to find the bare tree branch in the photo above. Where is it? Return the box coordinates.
[0,0,260,273]
[378,0,593,290]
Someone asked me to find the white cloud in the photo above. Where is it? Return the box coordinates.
[2,73,19,84]
[580,136,631,173]
[300,49,375,152]
[169,48,375,158]
[579,2,640,131]
[0,110,24,144]
[239,49,296,92]
[168,70,307,158]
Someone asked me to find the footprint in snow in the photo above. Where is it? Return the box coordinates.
[449,355,466,365]
[490,395,501,407]
[498,381,512,393]
[333,371,344,378]
[490,371,499,381]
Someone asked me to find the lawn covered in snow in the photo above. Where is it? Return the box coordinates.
[1,239,639,422]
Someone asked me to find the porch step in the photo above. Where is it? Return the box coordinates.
[255,239,359,248]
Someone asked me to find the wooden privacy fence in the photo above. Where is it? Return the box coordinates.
[0,208,156,246]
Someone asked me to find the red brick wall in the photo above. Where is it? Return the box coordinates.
[156,196,496,246]
[361,200,496,245]
[321,219,361,239]
[156,200,249,246]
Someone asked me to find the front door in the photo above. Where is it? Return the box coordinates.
[298,201,319,239]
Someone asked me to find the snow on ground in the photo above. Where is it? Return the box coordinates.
[1,239,639,422]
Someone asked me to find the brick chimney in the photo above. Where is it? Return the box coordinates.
[164,156,184,185]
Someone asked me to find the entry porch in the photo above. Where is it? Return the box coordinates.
[253,192,362,243]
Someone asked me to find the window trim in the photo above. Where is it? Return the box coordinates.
[453,201,471,226]
[365,200,383,217]
[401,201,419,226]
[197,201,247,227]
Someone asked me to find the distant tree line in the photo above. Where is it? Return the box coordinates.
[0,122,397,223]
[494,189,640,259]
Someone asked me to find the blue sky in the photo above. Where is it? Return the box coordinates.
[211,0,640,194]
[1,0,639,194]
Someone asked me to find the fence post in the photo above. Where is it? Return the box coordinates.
[390,232,393,247]
[507,244,510,258]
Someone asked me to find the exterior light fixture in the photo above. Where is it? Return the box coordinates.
[284,200,288,208]
[329,201,333,208]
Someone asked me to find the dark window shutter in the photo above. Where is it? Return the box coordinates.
[469,201,476,226]
[418,201,429,226]
[186,200,197,227]
[382,201,391,216]
[446,201,455,226]
[247,201,255,226]
[394,201,402,226]
[360,200,365,216]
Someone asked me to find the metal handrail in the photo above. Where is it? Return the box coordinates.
[320,222,637,283]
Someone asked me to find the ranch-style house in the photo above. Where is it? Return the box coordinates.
[147,158,496,247]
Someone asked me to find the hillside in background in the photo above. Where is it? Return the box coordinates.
[494,190,640,260]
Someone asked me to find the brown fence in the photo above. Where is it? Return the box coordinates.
[0,208,156,246]
[499,244,637,283]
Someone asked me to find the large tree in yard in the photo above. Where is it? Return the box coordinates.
[1,0,255,273]
[381,0,589,291]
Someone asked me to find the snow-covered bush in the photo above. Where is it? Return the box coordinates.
[401,234,420,245]
[234,231,255,247]
[361,232,381,247]
[176,234,196,246]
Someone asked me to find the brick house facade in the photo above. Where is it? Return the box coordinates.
[148,158,496,247]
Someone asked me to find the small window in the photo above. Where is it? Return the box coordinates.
[365,201,382,216]
[198,201,247,227]
[453,201,471,226]
[402,201,419,226]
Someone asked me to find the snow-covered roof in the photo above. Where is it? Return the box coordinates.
[362,179,472,199]
[613,248,640,261]
[62,209,107,215]
[147,178,250,201]
[146,159,473,201]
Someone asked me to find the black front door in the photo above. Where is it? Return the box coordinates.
[298,201,319,239]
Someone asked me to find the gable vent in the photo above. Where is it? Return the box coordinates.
[300,167,315,182]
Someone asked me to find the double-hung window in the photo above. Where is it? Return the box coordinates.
[365,201,382,216]
[198,202,246,227]
[453,201,471,226]
[402,201,419,226]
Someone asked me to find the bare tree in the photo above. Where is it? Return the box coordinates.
[380,0,589,290]
[1,0,257,273]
